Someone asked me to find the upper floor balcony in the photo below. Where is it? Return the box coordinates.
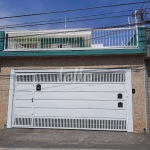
[0,26,146,57]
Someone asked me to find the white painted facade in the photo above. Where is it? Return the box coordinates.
[7,69,133,132]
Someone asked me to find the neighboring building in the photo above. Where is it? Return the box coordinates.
[0,26,146,132]
[145,28,150,133]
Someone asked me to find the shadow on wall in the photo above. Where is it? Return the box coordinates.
[146,62,150,77]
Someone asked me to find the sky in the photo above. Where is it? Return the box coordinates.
[0,0,149,30]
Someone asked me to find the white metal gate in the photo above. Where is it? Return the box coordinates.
[8,69,133,132]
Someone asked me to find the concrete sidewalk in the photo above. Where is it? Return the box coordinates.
[0,129,150,149]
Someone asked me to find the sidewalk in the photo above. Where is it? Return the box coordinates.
[0,129,150,149]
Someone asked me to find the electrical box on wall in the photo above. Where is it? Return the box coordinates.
[132,89,135,94]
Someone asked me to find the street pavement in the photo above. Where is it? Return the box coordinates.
[0,129,150,149]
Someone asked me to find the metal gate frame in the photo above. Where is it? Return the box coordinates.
[7,69,133,132]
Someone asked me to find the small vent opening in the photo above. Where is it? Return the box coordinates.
[32,118,126,131]
[35,73,125,83]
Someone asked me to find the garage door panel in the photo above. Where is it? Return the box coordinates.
[15,84,34,91]
[34,92,126,100]
[34,108,126,119]
[15,108,32,116]
[39,84,125,92]
[15,92,33,99]
[15,100,32,108]
[11,70,129,131]
[34,100,126,109]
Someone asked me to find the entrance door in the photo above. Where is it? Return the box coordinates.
[12,74,35,127]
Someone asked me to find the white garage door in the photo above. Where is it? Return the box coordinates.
[7,69,133,132]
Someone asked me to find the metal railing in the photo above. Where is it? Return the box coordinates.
[5,27,138,50]
[92,27,138,48]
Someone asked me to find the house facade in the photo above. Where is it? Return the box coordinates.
[145,28,150,133]
[0,26,146,132]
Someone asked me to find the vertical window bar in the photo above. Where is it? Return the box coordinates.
[118,30,120,46]
[109,30,110,47]
[109,73,110,82]
[127,30,129,46]
[20,118,23,126]
[130,29,131,46]
[112,30,114,46]
[27,118,29,125]
[47,118,49,127]
[75,119,77,128]
[96,30,98,46]
[132,29,135,46]
[115,74,117,82]
[48,35,50,48]
[24,118,27,125]
[123,30,126,46]
[20,37,22,49]
[72,119,74,128]
[120,74,122,82]
[93,30,95,45]
[106,30,108,46]
[36,118,39,127]
[114,30,116,46]
[54,36,56,48]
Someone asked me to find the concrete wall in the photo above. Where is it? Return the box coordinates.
[0,55,146,133]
